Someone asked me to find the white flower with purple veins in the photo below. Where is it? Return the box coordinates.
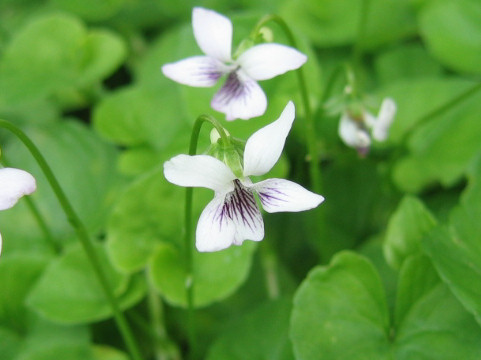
[0,167,36,256]
[161,7,308,121]
[339,98,397,155]
[164,102,324,252]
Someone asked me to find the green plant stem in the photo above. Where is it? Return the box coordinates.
[184,115,229,359]
[147,275,181,360]
[260,241,280,299]
[1,156,59,254]
[402,82,481,144]
[24,196,60,254]
[0,119,143,360]
[352,0,371,64]
[252,15,322,194]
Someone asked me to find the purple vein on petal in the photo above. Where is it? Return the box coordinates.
[215,180,261,232]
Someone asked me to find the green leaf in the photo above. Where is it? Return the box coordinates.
[375,43,442,85]
[49,0,126,21]
[0,13,125,109]
[149,242,257,308]
[0,254,49,332]
[93,86,189,150]
[419,0,481,74]
[290,252,391,360]
[395,257,481,359]
[207,298,294,360]
[280,0,415,50]
[26,243,145,324]
[1,121,122,250]
[383,196,437,269]
[92,345,129,360]
[394,254,439,328]
[291,251,481,359]
[0,326,21,359]
[106,166,194,272]
[380,78,476,143]
[390,80,481,192]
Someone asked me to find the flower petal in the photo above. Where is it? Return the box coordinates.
[372,98,396,141]
[0,168,36,211]
[193,7,232,62]
[161,56,227,87]
[251,178,324,213]
[164,154,236,191]
[211,71,267,121]
[338,113,371,149]
[237,43,307,81]
[243,101,295,177]
[196,180,264,252]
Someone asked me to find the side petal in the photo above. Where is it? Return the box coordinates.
[211,71,267,121]
[196,183,264,252]
[237,43,307,81]
[243,101,295,177]
[372,98,396,141]
[251,178,324,213]
[338,113,371,149]
[161,56,226,87]
[0,168,36,211]
[164,154,236,191]
[193,7,232,62]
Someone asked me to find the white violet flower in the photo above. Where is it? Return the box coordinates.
[164,101,324,252]
[161,7,307,121]
[0,167,37,256]
[339,98,396,155]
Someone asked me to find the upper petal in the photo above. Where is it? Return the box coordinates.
[196,181,264,252]
[211,70,267,121]
[250,178,324,213]
[243,101,295,177]
[338,113,371,149]
[193,7,232,62]
[372,98,396,141]
[161,56,226,87]
[0,168,36,211]
[164,154,236,191]
[237,43,307,81]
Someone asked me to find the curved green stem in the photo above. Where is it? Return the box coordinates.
[252,15,322,194]
[184,115,228,359]
[24,196,60,254]
[402,82,481,144]
[0,120,143,360]
[1,156,59,254]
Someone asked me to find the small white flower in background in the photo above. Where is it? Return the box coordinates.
[0,167,36,256]
[339,98,396,155]
[161,7,307,121]
[164,101,324,252]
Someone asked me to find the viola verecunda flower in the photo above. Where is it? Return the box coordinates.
[161,7,307,121]
[164,102,324,252]
[339,98,397,155]
[0,167,36,256]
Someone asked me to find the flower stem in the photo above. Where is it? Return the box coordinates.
[402,81,481,144]
[352,0,371,64]
[24,196,60,254]
[1,156,60,254]
[252,15,322,194]
[184,115,229,359]
[0,120,143,360]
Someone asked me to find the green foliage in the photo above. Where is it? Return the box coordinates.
[1,0,481,359]
[26,243,145,324]
[291,252,481,359]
